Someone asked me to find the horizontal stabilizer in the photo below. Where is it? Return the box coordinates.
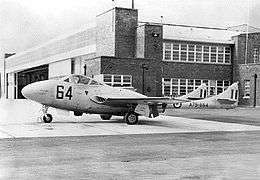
[217,98,237,105]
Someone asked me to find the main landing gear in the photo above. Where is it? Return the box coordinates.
[124,112,139,125]
[41,105,53,123]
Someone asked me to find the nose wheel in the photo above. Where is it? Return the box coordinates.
[41,105,53,123]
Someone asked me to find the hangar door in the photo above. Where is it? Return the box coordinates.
[17,65,48,99]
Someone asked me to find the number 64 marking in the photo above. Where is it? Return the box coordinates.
[56,85,73,100]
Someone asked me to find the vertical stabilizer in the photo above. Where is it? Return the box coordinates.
[216,82,239,105]
[179,83,207,100]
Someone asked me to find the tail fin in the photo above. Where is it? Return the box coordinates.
[216,82,239,105]
[179,83,207,100]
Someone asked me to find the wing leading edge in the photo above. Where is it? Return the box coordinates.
[91,96,190,106]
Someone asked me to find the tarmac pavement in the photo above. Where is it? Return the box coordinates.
[0,99,260,179]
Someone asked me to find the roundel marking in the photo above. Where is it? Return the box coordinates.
[173,103,182,108]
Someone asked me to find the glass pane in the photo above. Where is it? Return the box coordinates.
[211,54,216,62]
[203,46,209,52]
[114,75,121,82]
[203,53,209,62]
[164,50,171,60]
[188,52,195,61]
[180,79,186,86]
[225,54,230,63]
[181,44,187,51]
[104,75,112,82]
[202,80,208,85]
[164,85,170,96]
[188,44,195,51]
[173,51,179,61]
[165,43,171,49]
[123,76,131,83]
[211,46,217,53]
[218,54,223,63]
[173,43,179,50]
[224,81,230,86]
[217,87,223,94]
[180,86,186,95]
[188,79,194,86]
[181,51,187,61]
[195,79,202,86]
[217,80,223,86]
[196,52,202,62]
[172,79,178,85]
[187,86,194,93]
[172,86,178,96]
[218,46,224,53]
[196,45,202,52]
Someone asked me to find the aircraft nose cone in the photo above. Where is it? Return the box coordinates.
[21,83,34,99]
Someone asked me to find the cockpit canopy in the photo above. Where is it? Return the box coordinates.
[62,75,103,85]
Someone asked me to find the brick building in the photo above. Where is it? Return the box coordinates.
[1,7,259,106]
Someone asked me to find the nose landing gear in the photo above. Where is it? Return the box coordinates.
[41,105,53,123]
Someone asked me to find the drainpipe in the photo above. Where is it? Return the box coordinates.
[253,74,257,107]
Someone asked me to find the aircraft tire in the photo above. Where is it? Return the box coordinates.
[43,114,53,123]
[125,112,138,125]
[100,114,112,120]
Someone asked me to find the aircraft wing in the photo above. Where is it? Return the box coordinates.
[90,96,190,106]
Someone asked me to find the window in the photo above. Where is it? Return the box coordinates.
[253,48,259,63]
[162,78,230,97]
[101,74,132,87]
[163,78,171,96]
[187,79,194,93]
[224,47,231,63]
[172,43,180,61]
[180,44,187,61]
[188,44,195,62]
[104,75,112,86]
[162,43,231,65]
[210,46,217,63]
[217,47,224,63]
[244,80,250,98]
[217,80,223,94]
[203,46,210,62]
[164,43,172,60]
[195,45,202,62]
[179,79,187,95]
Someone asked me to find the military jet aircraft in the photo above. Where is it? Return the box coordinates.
[22,74,238,125]
[22,74,190,125]
[162,82,239,110]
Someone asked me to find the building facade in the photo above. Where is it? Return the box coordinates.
[1,7,259,106]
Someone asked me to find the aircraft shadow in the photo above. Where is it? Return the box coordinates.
[49,117,175,128]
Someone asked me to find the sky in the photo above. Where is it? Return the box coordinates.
[0,0,259,54]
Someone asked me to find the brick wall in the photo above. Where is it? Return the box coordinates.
[114,8,138,58]
[100,56,162,97]
[144,24,163,60]
[162,62,232,81]
[232,33,260,106]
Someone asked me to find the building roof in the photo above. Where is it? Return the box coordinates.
[227,24,260,33]
[163,24,240,44]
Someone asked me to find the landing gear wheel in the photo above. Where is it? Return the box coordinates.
[100,114,112,120]
[42,113,53,123]
[125,112,138,125]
